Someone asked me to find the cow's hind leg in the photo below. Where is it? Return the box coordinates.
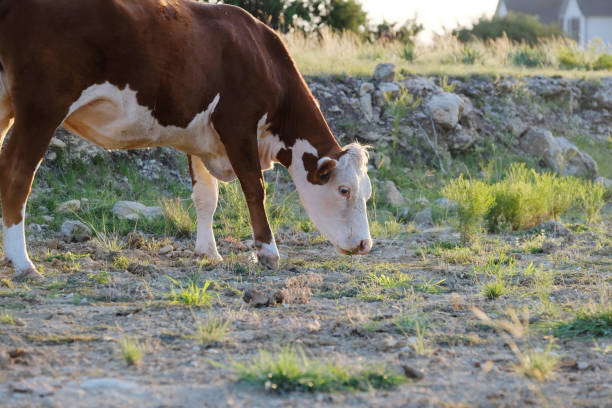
[189,155,222,263]
[0,110,60,280]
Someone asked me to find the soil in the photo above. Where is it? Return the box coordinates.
[1,224,610,407]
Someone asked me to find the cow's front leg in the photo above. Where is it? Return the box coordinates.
[188,155,222,263]
[214,117,279,269]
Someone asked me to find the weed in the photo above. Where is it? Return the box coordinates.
[160,197,196,237]
[232,346,408,393]
[166,277,217,307]
[92,226,126,253]
[394,313,429,335]
[117,336,146,366]
[384,89,421,151]
[439,75,456,93]
[196,316,231,345]
[552,304,612,338]
[113,255,130,270]
[366,271,413,289]
[0,313,16,325]
[515,340,560,382]
[417,278,446,294]
[88,271,110,285]
[442,176,494,241]
[510,46,549,67]
[482,279,505,299]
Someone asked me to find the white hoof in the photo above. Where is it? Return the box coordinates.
[256,241,280,270]
[195,243,223,264]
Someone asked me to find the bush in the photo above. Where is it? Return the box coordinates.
[558,47,589,69]
[510,46,550,67]
[593,53,612,70]
[442,176,494,241]
[454,13,564,45]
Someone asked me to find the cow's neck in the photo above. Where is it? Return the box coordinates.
[273,78,342,168]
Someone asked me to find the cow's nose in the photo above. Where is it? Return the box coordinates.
[354,239,372,255]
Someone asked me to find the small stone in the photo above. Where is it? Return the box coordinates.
[57,199,81,213]
[49,137,67,149]
[402,365,425,380]
[595,176,612,189]
[158,245,173,255]
[47,239,60,250]
[243,288,272,307]
[382,180,405,207]
[378,82,401,96]
[360,93,374,122]
[60,220,92,242]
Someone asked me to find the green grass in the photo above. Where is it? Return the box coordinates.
[196,316,231,345]
[117,336,146,366]
[366,271,413,289]
[159,197,196,238]
[0,313,16,325]
[166,277,217,307]
[515,341,560,382]
[552,305,612,338]
[482,279,505,299]
[232,346,409,394]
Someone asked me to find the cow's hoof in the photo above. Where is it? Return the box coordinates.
[195,244,223,264]
[256,250,280,270]
[13,268,43,282]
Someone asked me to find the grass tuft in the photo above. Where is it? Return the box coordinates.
[196,316,231,345]
[160,197,196,237]
[117,336,146,366]
[232,346,408,394]
[0,313,16,325]
[552,305,612,338]
[166,277,217,307]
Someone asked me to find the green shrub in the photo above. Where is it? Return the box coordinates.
[558,47,588,69]
[442,176,494,241]
[510,46,550,67]
[593,53,612,70]
[454,13,564,45]
[459,47,483,65]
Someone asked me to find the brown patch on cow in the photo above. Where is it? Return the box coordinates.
[276,148,292,168]
[187,155,196,187]
[303,152,336,185]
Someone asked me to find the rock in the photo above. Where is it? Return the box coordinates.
[593,87,612,109]
[382,180,405,207]
[361,131,382,142]
[595,176,612,189]
[57,199,81,213]
[359,82,375,96]
[41,215,54,223]
[414,207,434,229]
[519,128,598,178]
[378,82,401,97]
[415,196,430,206]
[401,76,442,97]
[60,220,92,242]
[243,288,272,307]
[373,63,395,82]
[10,377,55,397]
[427,92,465,129]
[447,128,475,153]
[158,245,173,255]
[360,93,374,122]
[49,137,67,149]
[112,201,162,221]
[402,365,425,380]
[434,198,458,211]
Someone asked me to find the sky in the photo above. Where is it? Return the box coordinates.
[361,0,499,42]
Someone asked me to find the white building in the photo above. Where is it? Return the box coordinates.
[496,0,612,47]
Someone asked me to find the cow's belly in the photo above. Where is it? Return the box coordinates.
[63,82,236,181]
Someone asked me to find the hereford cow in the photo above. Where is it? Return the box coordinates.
[0,0,373,280]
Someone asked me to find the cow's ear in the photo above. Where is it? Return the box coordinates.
[312,157,337,185]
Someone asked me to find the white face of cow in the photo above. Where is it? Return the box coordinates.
[289,141,373,255]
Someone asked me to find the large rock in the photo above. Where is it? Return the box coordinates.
[427,93,465,129]
[519,128,598,178]
[402,77,442,97]
[414,208,434,229]
[373,63,395,82]
[360,93,374,122]
[447,128,476,153]
[382,180,405,207]
[378,82,401,97]
[112,201,162,221]
[60,220,92,242]
[594,87,612,109]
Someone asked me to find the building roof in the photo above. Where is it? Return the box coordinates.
[498,0,565,24]
[576,0,612,17]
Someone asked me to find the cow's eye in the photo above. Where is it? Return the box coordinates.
[338,186,351,199]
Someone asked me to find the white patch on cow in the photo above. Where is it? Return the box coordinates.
[63,82,236,181]
[288,139,372,254]
[3,205,36,273]
[191,156,222,263]
[256,113,286,171]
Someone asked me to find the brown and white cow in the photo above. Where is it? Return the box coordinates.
[0,0,372,280]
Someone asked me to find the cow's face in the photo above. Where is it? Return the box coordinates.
[291,142,373,255]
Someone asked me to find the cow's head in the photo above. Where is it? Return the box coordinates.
[289,141,373,255]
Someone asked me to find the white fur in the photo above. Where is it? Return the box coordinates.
[63,82,236,181]
[256,113,286,171]
[191,156,222,262]
[3,206,36,272]
[288,139,372,253]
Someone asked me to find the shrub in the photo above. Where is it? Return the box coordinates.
[593,53,612,70]
[558,47,588,69]
[454,13,564,45]
[442,176,494,241]
[510,46,550,67]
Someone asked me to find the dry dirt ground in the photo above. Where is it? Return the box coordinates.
[0,224,611,407]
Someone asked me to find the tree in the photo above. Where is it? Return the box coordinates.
[323,0,367,33]
[214,0,317,32]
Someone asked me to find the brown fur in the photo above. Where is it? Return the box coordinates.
[0,0,342,248]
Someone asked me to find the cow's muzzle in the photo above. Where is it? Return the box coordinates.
[337,238,372,256]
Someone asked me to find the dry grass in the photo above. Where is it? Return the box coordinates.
[283,29,611,78]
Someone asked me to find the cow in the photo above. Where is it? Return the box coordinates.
[0,0,373,281]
